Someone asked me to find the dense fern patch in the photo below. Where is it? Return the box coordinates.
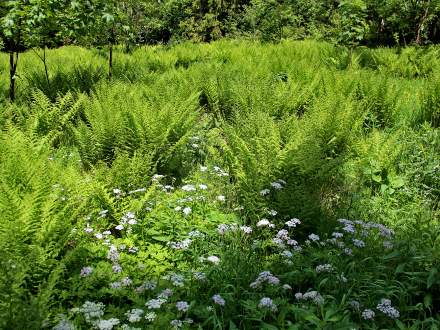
[0,41,439,329]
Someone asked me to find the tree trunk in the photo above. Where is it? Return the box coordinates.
[9,51,18,102]
[109,44,113,80]
[416,3,431,45]
[43,47,50,88]
[200,0,208,16]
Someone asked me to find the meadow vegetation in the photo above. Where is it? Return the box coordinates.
[0,40,439,329]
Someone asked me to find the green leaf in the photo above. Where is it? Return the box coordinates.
[229,321,239,330]
[395,319,406,329]
[389,176,405,188]
[423,294,433,307]
[427,267,438,289]
[152,235,170,242]
[395,263,406,274]
[372,174,382,183]
[102,13,114,24]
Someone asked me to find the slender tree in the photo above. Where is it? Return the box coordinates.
[0,0,32,101]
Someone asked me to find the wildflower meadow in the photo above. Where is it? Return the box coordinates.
[0,40,439,329]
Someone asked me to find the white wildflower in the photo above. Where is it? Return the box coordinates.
[270,182,283,190]
[176,301,189,312]
[268,209,278,216]
[193,272,206,281]
[257,219,270,227]
[95,318,120,330]
[170,320,183,329]
[285,218,301,227]
[206,256,220,265]
[361,309,375,320]
[315,264,334,273]
[217,224,229,235]
[258,297,277,311]
[144,312,156,322]
[212,294,225,306]
[80,266,93,277]
[181,185,196,192]
[281,250,293,258]
[276,229,289,240]
[308,234,320,241]
[125,309,144,323]
[79,301,105,323]
[377,299,400,319]
[260,189,270,196]
[250,271,280,288]
[157,288,173,299]
[145,299,166,310]
[353,239,365,248]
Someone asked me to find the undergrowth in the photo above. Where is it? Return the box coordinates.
[0,40,439,329]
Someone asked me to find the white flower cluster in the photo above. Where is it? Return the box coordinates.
[315,264,334,273]
[176,301,190,312]
[258,297,277,311]
[188,230,204,238]
[193,271,207,281]
[352,239,365,248]
[337,219,395,239]
[125,309,144,323]
[267,209,278,216]
[212,166,229,177]
[128,188,146,195]
[205,255,220,265]
[115,211,137,231]
[361,309,375,320]
[260,179,286,196]
[256,218,275,228]
[285,218,301,228]
[168,238,192,250]
[75,301,105,323]
[80,266,93,277]
[163,273,185,287]
[181,184,196,192]
[250,271,280,288]
[216,223,242,235]
[170,318,194,329]
[95,318,120,330]
[157,288,173,299]
[212,294,225,306]
[295,291,324,305]
[376,299,400,319]
[145,298,167,310]
[135,280,157,293]
[144,312,156,322]
[308,234,320,242]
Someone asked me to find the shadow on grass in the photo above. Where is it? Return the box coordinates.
[24,64,105,101]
